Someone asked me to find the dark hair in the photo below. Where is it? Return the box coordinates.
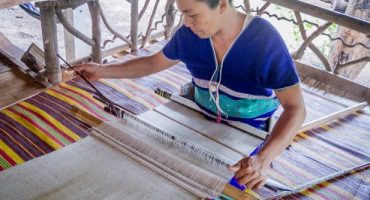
[198,0,233,9]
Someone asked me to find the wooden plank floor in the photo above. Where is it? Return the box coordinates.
[0,68,43,109]
[0,32,44,109]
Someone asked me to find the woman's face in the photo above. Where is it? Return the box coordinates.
[176,0,224,38]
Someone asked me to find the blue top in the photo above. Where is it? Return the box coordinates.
[162,16,299,129]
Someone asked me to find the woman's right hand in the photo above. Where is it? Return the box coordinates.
[73,62,103,81]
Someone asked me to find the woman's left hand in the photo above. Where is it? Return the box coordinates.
[228,155,269,190]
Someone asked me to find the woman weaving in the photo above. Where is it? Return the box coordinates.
[75,0,306,191]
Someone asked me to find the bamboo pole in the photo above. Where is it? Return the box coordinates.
[37,2,62,84]
[88,0,102,63]
[268,162,370,199]
[300,102,368,132]
[130,0,139,53]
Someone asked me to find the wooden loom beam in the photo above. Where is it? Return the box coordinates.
[70,106,255,200]
[300,102,368,132]
[261,0,370,36]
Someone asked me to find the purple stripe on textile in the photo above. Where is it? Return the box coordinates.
[88,81,149,114]
[26,96,89,138]
[0,112,53,157]
[68,79,148,114]
[36,93,90,137]
[0,126,33,161]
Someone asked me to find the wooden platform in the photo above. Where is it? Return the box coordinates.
[0,33,44,109]
[0,68,43,109]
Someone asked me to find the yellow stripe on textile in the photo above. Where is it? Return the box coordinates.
[60,82,105,108]
[267,168,295,187]
[52,86,111,120]
[300,180,361,200]
[0,118,46,154]
[162,69,189,83]
[151,74,181,89]
[19,102,81,141]
[0,127,35,157]
[0,140,24,164]
[46,89,80,108]
[124,79,167,102]
[292,142,350,169]
[300,185,329,200]
[99,79,155,109]
[298,132,364,165]
[244,188,262,199]
[0,109,62,150]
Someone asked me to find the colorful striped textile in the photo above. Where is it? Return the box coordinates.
[0,50,191,170]
[250,112,370,199]
[0,83,104,170]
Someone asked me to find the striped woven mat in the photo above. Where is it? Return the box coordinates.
[0,59,190,170]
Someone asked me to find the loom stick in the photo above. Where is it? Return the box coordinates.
[268,162,370,199]
[154,89,268,139]
[300,102,367,132]
[70,106,256,200]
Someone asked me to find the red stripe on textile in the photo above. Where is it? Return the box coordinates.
[58,83,104,109]
[0,127,34,160]
[7,108,65,147]
[49,88,106,121]
[0,114,52,154]
[17,103,75,143]
[316,182,348,199]
[0,148,16,166]
[307,187,333,200]
[120,80,162,105]
[29,96,89,137]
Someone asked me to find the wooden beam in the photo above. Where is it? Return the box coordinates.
[295,60,370,104]
[39,5,62,84]
[88,1,102,63]
[300,102,368,132]
[130,0,139,52]
[63,8,76,61]
[262,0,370,36]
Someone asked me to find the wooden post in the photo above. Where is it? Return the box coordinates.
[88,0,102,63]
[329,0,370,79]
[131,0,139,53]
[243,0,251,14]
[63,8,76,61]
[164,0,176,39]
[36,1,62,84]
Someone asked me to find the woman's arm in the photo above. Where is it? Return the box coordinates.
[230,84,306,189]
[74,51,178,81]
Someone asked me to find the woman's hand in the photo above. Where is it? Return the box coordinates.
[73,62,102,81]
[229,155,269,190]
